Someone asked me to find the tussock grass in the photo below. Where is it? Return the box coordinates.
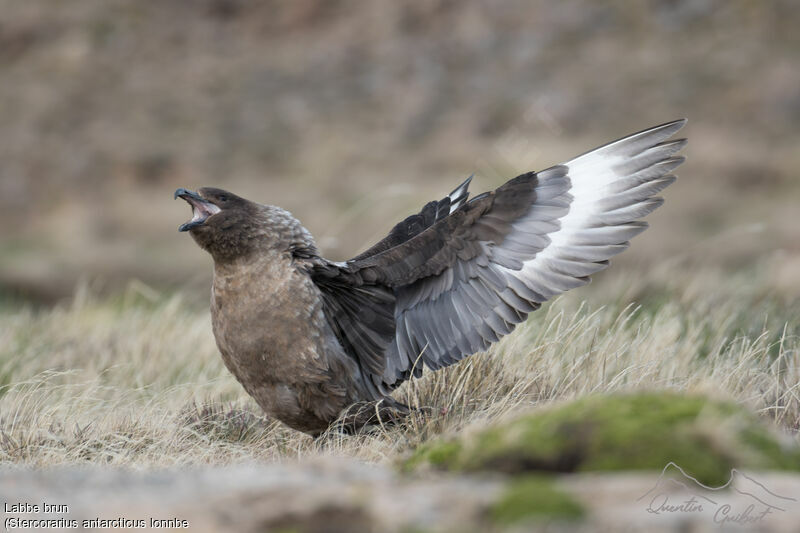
[0,265,797,467]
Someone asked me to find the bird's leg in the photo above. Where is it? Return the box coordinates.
[329,398,412,434]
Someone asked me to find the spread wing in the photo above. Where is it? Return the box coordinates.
[313,119,687,396]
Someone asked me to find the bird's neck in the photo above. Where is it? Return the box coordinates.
[212,247,290,283]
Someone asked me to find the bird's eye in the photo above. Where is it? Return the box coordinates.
[219,195,228,202]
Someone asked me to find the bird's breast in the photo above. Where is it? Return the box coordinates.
[210,256,327,385]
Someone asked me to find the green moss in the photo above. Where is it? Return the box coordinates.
[403,392,800,486]
[403,440,463,472]
[490,475,584,524]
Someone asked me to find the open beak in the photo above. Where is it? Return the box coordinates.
[175,188,221,232]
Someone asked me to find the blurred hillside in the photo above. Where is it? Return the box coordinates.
[1,0,799,303]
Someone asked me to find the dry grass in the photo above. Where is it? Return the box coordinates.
[1,264,798,468]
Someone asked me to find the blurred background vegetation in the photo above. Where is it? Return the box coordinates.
[1,0,798,306]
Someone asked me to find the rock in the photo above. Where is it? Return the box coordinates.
[402,392,800,485]
[1,457,799,532]
[0,459,502,533]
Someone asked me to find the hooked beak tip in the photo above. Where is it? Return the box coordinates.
[176,188,219,233]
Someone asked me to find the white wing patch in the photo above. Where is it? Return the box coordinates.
[504,119,687,301]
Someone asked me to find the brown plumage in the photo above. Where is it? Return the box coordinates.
[176,120,687,435]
